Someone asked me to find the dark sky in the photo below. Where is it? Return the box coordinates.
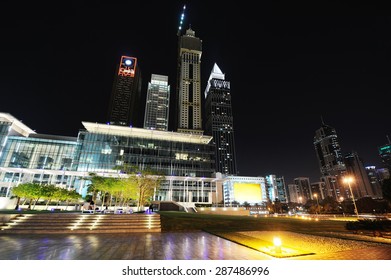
[1,1,390,184]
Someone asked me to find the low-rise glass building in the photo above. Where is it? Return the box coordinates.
[0,113,223,208]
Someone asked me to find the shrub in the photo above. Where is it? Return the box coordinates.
[345,219,391,231]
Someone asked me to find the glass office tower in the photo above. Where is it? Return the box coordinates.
[143,74,170,131]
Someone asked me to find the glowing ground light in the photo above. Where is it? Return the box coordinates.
[273,237,282,253]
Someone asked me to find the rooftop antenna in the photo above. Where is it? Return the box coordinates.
[320,115,325,125]
[177,4,186,36]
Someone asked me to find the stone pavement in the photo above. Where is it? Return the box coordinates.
[0,231,391,260]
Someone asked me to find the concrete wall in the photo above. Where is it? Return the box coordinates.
[0,197,17,210]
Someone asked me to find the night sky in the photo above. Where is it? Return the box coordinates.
[1,1,390,184]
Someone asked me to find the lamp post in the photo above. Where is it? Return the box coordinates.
[343,176,359,219]
[314,193,319,215]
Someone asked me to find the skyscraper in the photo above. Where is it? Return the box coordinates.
[313,121,346,177]
[107,56,142,127]
[344,151,374,198]
[176,27,203,135]
[365,166,383,198]
[144,74,170,131]
[204,63,237,175]
[378,136,391,170]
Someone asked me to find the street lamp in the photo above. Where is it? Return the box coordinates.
[314,193,319,215]
[343,176,359,219]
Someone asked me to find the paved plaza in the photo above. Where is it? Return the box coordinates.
[1,231,391,260]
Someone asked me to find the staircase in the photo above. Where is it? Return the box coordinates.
[0,213,161,234]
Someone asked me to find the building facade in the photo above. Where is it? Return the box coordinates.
[176,28,203,135]
[365,166,383,199]
[265,175,287,203]
[287,184,300,203]
[379,140,391,170]
[320,175,342,200]
[313,122,346,177]
[0,113,223,208]
[143,74,170,131]
[344,151,374,198]
[204,63,237,175]
[293,177,312,203]
[222,176,267,206]
[310,181,326,200]
[107,56,142,127]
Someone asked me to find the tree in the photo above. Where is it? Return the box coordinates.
[11,183,32,209]
[40,184,58,210]
[321,196,339,213]
[12,182,42,209]
[88,173,118,209]
[127,169,164,212]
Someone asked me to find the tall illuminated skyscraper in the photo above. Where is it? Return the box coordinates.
[107,56,142,127]
[205,63,237,175]
[176,27,203,135]
[144,74,170,131]
[313,121,346,177]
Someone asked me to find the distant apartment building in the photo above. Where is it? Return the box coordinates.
[344,151,374,198]
[310,181,326,200]
[293,177,312,203]
[365,166,383,199]
[287,184,300,203]
[320,175,342,200]
[265,175,287,203]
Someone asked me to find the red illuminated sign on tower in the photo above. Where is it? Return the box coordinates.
[118,56,137,77]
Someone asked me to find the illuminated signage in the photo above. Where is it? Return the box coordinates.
[233,183,262,203]
[212,79,230,90]
[118,56,137,77]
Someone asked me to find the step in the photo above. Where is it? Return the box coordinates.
[0,213,161,234]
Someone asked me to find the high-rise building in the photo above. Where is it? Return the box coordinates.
[293,177,312,203]
[310,181,326,200]
[365,166,383,198]
[204,63,237,175]
[265,175,288,203]
[107,56,142,127]
[344,151,374,198]
[287,184,300,203]
[314,121,346,177]
[143,74,170,131]
[320,175,342,200]
[376,167,390,181]
[378,137,391,169]
[276,176,288,203]
[176,27,203,135]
